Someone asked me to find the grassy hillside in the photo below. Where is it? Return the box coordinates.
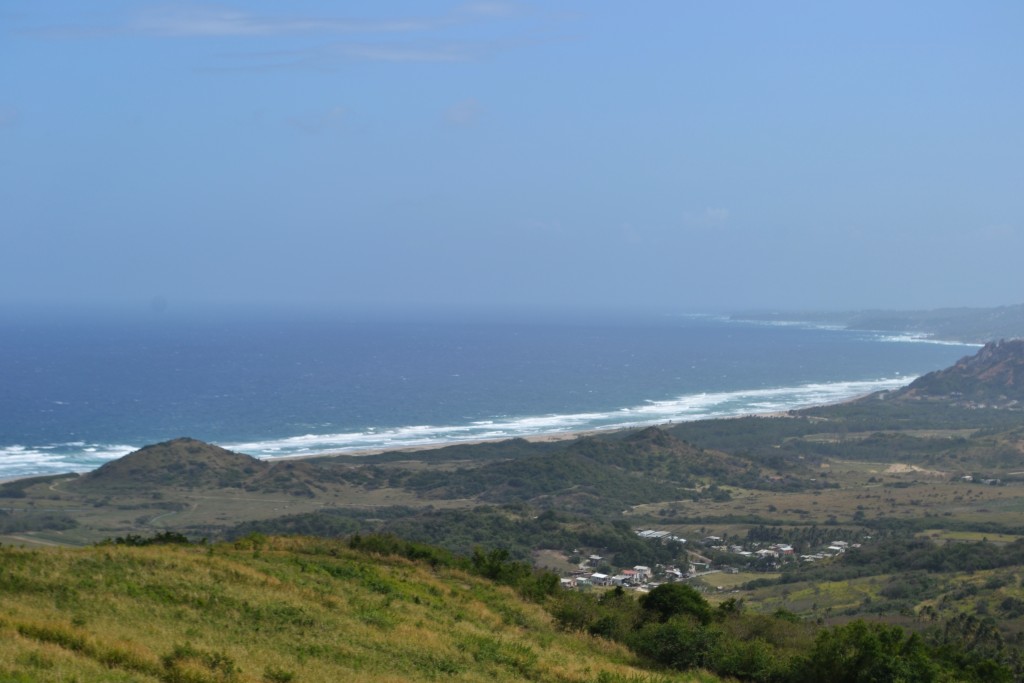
[0,536,709,683]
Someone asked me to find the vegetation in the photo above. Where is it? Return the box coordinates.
[231,506,690,568]
[550,582,1015,681]
[5,532,1020,682]
[0,510,78,533]
[0,535,703,683]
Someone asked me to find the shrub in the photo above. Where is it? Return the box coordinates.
[263,666,296,682]
[790,620,939,683]
[638,583,712,625]
[628,618,719,670]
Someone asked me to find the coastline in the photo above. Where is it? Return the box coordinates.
[1,313,978,484]
[0,411,801,486]
[317,428,600,457]
[0,379,897,486]
[727,313,1012,347]
[304,410,798,460]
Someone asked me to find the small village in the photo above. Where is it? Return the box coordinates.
[557,528,863,592]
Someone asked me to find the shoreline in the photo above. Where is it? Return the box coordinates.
[1,322,966,484]
[0,411,799,485]
[300,409,797,460]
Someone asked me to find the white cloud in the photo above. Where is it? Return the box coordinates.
[131,6,441,37]
[338,43,473,63]
[25,3,569,68]
[197,40,481,72]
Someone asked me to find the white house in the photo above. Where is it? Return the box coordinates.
[610,574,631,587]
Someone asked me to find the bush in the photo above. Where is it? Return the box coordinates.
[628,618,719,670]
[790,621,939,683]
[711,636,787,683]
[108,531,192,546]
[638,583,713,625]
[263,666,296,683]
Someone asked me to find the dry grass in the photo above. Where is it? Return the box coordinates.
[0,537,710,682]
[627,459,1024,533]
[918,529,1023,544]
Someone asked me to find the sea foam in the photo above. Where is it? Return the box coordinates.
[219,376,914,460]
[875,333,984,348]
[0,443,135,480]
[0,377,916,477]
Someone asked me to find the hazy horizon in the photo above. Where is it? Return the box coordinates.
[4,2,1023,313]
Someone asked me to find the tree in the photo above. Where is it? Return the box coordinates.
[628,618,719,671]
[639,583,713,625]
[792,620,939,683]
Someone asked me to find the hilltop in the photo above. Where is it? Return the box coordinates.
[80,438,268,489]
[72,437,366,498]
[889,339,1024,408]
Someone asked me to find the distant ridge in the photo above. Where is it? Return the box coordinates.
[891,339,1024,407]
[845,305,1024,344]
[733,303,1024,343]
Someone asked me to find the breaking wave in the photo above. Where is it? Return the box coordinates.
[0,443,135,480]
[218,376,914,459]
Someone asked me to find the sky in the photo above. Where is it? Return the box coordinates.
[2,1,1024,315]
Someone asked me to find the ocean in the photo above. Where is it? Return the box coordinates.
[0,309,977,480]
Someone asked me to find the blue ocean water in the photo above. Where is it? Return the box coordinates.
[0,309,977,480]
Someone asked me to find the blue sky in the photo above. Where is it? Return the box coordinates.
[3,1,1023,314]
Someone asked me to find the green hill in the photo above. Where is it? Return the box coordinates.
[73,438,350,498]
[0,536,703,683]
[77,438,270,490]
[894,339,1024,407]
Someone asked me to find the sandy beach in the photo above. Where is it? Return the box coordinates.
[0,411,804,485]
[285,410,798,461]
